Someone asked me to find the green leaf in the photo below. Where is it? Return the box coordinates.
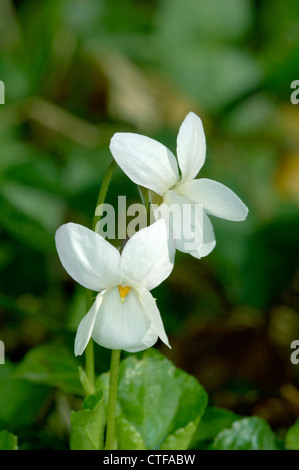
[14,342,83,396]
[1,182,65,231]
[0,430,18,450]
[155,0,260,111]
[211,417,278,450]
[285,419,299,450]
[0,196,55,254]
[116,416,145,450]
[157,0,253,44]
[97,349,208,450]
[191,407,240,448]
[70,390,105,450]
[0,362,51,430]
[161,421,199,450]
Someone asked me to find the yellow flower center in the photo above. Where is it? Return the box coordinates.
[118,285,131,303]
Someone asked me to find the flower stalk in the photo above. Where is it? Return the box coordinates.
[104,349,121,450]
[85,159,117,393]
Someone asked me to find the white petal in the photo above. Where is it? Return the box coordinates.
[91,287,152,351]
[163,190,204,254]
[124,324,158,353]
[177,112,206,182]
[137,288,170,349]
[55,223,121,291]
[121,219,174,291]
[110,132,179,195]
[74,292,104,356]
[150,202,176,262]
[190,212,216,259]
[176,178,249,221]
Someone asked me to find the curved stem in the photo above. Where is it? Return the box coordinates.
[84,159,117,393]
[92,159,117,231]
[104,349,121,450]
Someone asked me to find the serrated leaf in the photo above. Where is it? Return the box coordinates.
[97,349,208,450]
[70,390,105,450]
[0,430,18,450]
[116,416,145,450]
[161,421,198,450]
[285,419,299,450]
[212,417,278,450]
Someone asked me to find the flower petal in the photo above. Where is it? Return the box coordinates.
[55,223,121,291]
[190,212,216,259]
[110,132,179,195]
[137,288,170,349]
[124,324,158,353]
[91,287,152,351]
[121,219,174,291]
[176,178,248,221]
[74,292,104,356]
[177,112,206,182]
[162,190,204,254]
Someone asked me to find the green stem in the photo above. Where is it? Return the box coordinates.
[84,339,95,391]
[84,159,117,393]
[92,159,117,231]
[104,349,121,450]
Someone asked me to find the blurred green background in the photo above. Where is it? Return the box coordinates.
[0,0,299,450]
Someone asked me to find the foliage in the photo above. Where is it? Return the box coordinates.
[0,0,299,450]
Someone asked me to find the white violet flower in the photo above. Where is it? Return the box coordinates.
[110,112,248,258]
[55,219,173,354]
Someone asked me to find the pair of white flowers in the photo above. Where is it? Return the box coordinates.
[55,112,248,355]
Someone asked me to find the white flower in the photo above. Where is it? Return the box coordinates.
[55,219,173,355]
[110,112,248,258]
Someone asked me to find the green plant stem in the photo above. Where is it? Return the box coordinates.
[84,159,117,393]
[84,339,95,391]
[104,349,121,450]
[92,159,117,231]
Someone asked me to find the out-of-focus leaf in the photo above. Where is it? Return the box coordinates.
[4,154,61,195]
[70,390,105,450]
[285,419,299,450]
[0,430,18,450]
[224,95,277,136]
[0,196,55,253]
[211,417,278,450]
[0,362,51,430]
[191,407,239,448]
[15,0,62,93]
[1,182,65,231]
[157,0,253,43]
[155,0,260,111]
[159,46,261,112]
[259,0,299,96]
[240,217,299,308]
[97,349,208,450]
[14,342,83,396]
